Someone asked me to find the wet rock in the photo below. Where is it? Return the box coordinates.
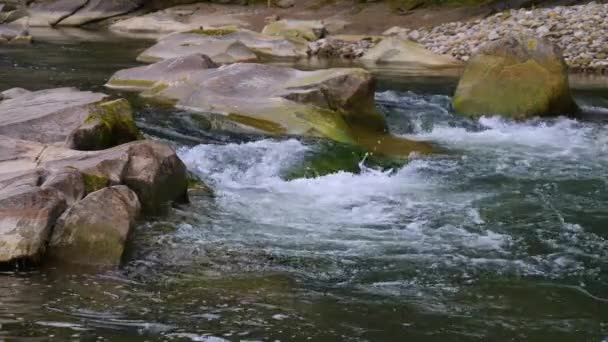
[453,34,579,119]
[262,19,327,43]
[48,186,141,267]
[0,88,140,150]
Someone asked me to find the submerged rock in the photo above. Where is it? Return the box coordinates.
[360,37,462,70]
[0,88,141,150]
[452,35,579,119]
[48,186,141,266]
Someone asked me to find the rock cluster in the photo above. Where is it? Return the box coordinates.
[0,88,188,268]
[386,2,608,72]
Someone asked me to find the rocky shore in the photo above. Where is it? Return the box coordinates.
[386,2,608,73]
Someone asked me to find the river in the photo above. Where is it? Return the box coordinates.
[1,28,607,341]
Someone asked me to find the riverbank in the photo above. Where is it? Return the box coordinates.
[390,1,608,73]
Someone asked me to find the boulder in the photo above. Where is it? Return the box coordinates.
[107,59,433,156]
[27,0,89,26]
[48,186,141,267]
[56,0,144,26]
[136,32,258,64]
[0,179,67,264]
[36,140,189,211]
[262,19,327,43]
[0,88,141,150]
[199,29,307,59]
[452,35,579,119]
[122,141,189,213]
[360,37,462,70]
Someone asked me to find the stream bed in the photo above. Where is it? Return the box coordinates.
[1,29,607,341]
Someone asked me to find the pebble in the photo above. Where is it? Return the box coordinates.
[387,2,608,72]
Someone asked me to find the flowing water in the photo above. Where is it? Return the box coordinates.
[1,30,607,341]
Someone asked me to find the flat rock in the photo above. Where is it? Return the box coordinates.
[137,32,258,64]
[0,88,140,150]
[107,59,434,156]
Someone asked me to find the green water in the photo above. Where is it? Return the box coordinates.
[1,29,607,341]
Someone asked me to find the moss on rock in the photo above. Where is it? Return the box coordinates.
[453,34,579,119]
[69,99,142,151]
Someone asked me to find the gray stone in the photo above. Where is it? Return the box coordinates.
[48,186,141,267]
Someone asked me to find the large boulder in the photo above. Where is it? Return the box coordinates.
[360,37,462,70]
[452,35,579,119]
[56,0,144,26]
[137,32,258,64]
[27,0,89,26]
[107,59,434,156]
[48,186,141,266]
[262,19,326,43]
[0,88,141,150]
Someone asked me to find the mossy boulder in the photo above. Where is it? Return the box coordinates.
[452,34,579,119]
[67,99,142,151]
